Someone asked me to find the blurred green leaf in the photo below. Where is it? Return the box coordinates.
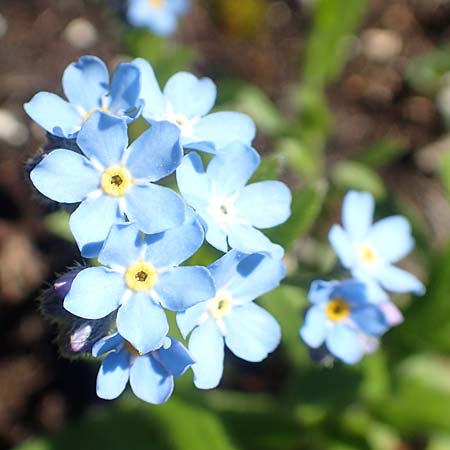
[249,156,281,183]
[427,433,450,450]
[356,140,408,168]
[44,210,73,242]
[439,151,450,199]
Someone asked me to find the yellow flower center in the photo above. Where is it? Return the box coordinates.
[149,0,165,9]
[359,244,378,266]
[125,261,157,292]
[101,166,133,197]
[208,295,232,319]
[124,340,143,356]
[326,298,350,322]
[83,106,112,122]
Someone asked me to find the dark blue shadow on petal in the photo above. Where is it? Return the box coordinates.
[236,253,265,277]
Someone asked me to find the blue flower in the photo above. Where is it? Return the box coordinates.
[93,333,194,403]
[30,112,185,258]
[25,55,143,138]
[64,213,215,354]
[176,144,291,258]
[300,279,390,364]
[132,58,256,153]
[329,191,425,296]
[177,250,284,389]
[127,0,190,36]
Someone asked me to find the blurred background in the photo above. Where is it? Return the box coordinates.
[1,0,450,449]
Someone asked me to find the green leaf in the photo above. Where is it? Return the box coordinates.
[439,151,450,200]
[44,210,73,242]
[356,140,408,168]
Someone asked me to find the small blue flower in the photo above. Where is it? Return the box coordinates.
[127,0,190,36]
[64,213,215,354]
[329,191,425,296]
[177,250,284,389]
[300,279,390,364]
[132,58,256,153]
[25,55,143,138]
[176,144,291,257]
[30,112,185,257]
[93,333,194,404]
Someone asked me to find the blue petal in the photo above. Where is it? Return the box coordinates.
[224,303,280,362]
[342,191,374,240]
[366,216,415,263]
[96,348,130,400]
[379,301,404,326]
[326,323,363,364]
[300,305,328,348]
[129,354,174,404]
[98,223,143,268]
[374,264,425,295]
[132,58,165,118]
[206,142,260,196]
[307,280,335,305]
[192,112,256,151]
[170,0,190,14]
[176,302,209,338]
[125,121,182,181]
[125,183,186,234]
[70,195,123,258]
[207,250,246,290]
[92,332,124,357]
[351,304,389,336]
[235,181,291,229]
[146,11,177,36]
[24,92,82,138]
[163,72,216,118]
[144,209,204,268]
[117,293,169,354]
[189,320,224,389]
[155,266,215,311]
[328,225,355,268]
[76,112,128,167]
[62,55,109,112]
[30,149,99,203]
[351,274,389,303]
[176,152,212,209]
[155,337,194,376]
[202,215,229,252]
[64,267,124,319]
[108,63,141,114]
[332,279,369,303]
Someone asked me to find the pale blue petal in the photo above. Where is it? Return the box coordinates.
[96,348,130,400]
[155,266,215,311]
[163,72,216,118]
[224,303,280,362]
[207,250,246,290]
[326,323,364,364]
[351,304,389,336]
[332,279,368,303]
[170,0,189,14]
[64,267,124,319]
[70,195,123,258]
[342,191,374,240]
[202,215,229,252]
[235,181,291,228]
[189,320,224,389]
[30,149,99,203]
[76,112,128,167]
[374,265,425,295]
[129,354,174,404]
[307,280,335,305]
[155,337,194,376]
[117,293,169,354]
[206,142,260,196]
[125,183,186,234]
[367,216,415,263]
[62,55,109,112]
[24,92,82,138]
[350,274,389,303]
[328,224,355,268]
[108,63,141,113]
[125,121,182,181]
[92,332,123,357]
[176,302,209,338]
[380,302,404,326]
[300,305,328,348]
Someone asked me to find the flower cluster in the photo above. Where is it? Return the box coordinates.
[300,191,425,364]
[26,55,291,403]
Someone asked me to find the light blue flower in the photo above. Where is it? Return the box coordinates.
[25,55,143,138]
[30,112,185,258]
[127,0,189,36]
[300,279,390,364]
[177,250,284,389]
[64,214,215,354]
[329,191,425,297]
[132,58,256,153]
[176,143,291,258]
[93,333,194,403]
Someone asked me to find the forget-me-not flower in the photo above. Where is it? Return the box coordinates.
[300,279,390,364]
[64,213,215,354]
[93,333,193,403]
[176,143,291,257]
[30,112,185,258]
[127,0,189,36]
[132,58,256,153]
[177,250,284,389]
[329,191,425,296]
[25,55,142,138]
